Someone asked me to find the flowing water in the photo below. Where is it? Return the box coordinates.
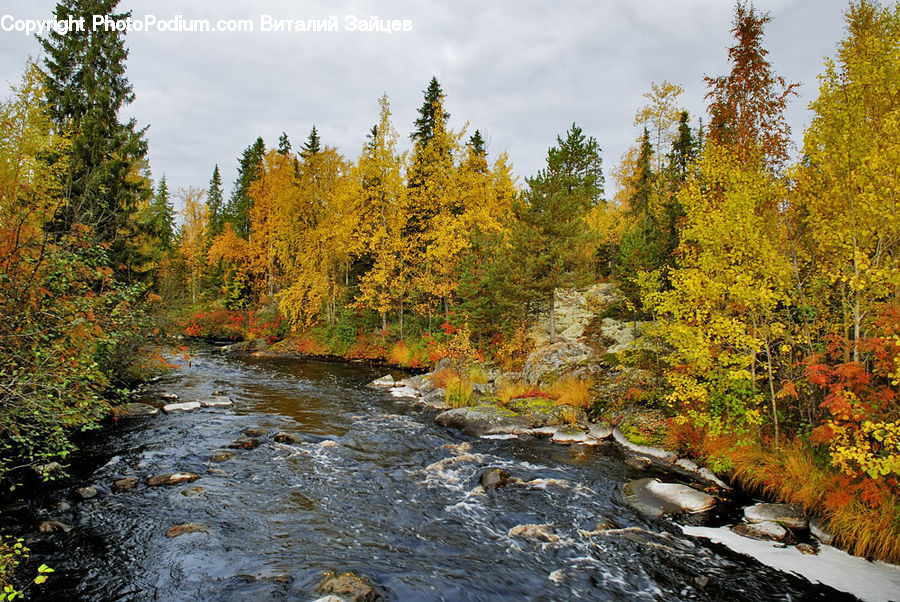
[21,349,864,601]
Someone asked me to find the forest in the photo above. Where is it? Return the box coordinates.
[1,0,899,592]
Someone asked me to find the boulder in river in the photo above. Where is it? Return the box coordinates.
[273,432,305,445]
[112,403,159,418]
[162,401,202,414]
[200,396,233,408]
[623,478,716,517]
[165,523,209,538]
[367,374,395,388]
[315,570,380,602]
[732,520,788,542]
[419,388,449,410]
[743,503,807,530]
[434,405,532,437]
[38,520,72,534]
[146,472,200,487]
[507,524,560,543]
[228,437,261,450]
[112,477,138,492]
[75,486,98,500]
[209,450,235,462]
[552,428,589,445]
[480,468,511,490]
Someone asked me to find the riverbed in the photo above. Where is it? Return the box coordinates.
[20,349,887,600]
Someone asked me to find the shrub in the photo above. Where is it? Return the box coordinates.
[551,375,593,410]
[445,374,475,408]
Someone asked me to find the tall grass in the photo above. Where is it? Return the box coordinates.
[551,375,593,410]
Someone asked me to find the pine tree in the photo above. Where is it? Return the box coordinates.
[39,0,149,265]
[411,77,450,149]
[668,111,697,183]
[148,176,175,250]
[224,137,265,238]
[515,123,604,341]
[206,165,225,238]
[277,132,292,156]
[466,130,488,174]
[301,126,321,158]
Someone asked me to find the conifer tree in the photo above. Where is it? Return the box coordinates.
[277,132,292,156]
[39,0,149,266]
[301,126,321,158]
[148,176,175,250]
[224,137,265,238]
[206,165,225,238]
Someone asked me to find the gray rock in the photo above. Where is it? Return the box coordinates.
[588,423,613,440]
[600,318,646,354]
[75,486,98,500]
[552,429,589,445]
[524,426,558,437]
[367,374,395,388]
[530,283,624,345]
[228,437,261,450]
[112,403,159,418]
[744,503,807,530]
[209,450,235,462]
[162,401,202,414]
[200,396,232,408]
[243,428,268,437]
[160,393,179,400]
[112,477,138,492]
[480,468,511,490]
[146,472,200,486]
[434,406,532,437]
[809,516,834,545]
[797,543,819,555]
[625,456,652,470]
[315,570,380,602]
[471,382,494,397]
[624,478,716,517]
[433,357,454,372]
[494,372,524,389]
[732,521,788,542]
[420,388,449,410]
[523,340,594,384]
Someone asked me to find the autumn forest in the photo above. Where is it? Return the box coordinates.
[1,0,899,587]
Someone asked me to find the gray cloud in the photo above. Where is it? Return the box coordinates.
[0,0,849,206]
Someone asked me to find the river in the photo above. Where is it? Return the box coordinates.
[21,348,877,600]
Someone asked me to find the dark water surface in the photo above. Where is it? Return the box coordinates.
[24,350,854,601]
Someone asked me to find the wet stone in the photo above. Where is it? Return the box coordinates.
[112,403,159,418]
[744,503,808,530]
[165,523,208,538]
[200,396,233,408]
[480,468,511,490]
[160,393,179,400]
[75,486,98,500]
[315,570,380,602]
[625,456,652,470]
[228,437,261,450]
[146,472,200,486]
[162,401,202,414]
[209,450,235,462]
[112,478,138,492]
[243,428,268,437]
[797,543,819,555]
[624,478,716,517]
[181,486,204,497]
[367,374,395,388]
[732,520,788,542]
[38,520,72,534]
[273,432,305,444]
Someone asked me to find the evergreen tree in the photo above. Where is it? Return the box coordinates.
[224,137,265,238]
[207,165,225,238]
[301,126,321,158]
[277,132,292,156]
[411,76,450,148]
[668,111,697,183]
[515,123,604,341]
[466,130,488,174]
[39,0,149,267]
[148,176,175,250]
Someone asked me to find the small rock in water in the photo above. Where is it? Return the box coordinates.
[112,478,138,492]
[181,486,204,497]
[273,432,305,444]
[162,401,201,414]
[243,428,268,437]
[508,524,560,543]
[367,374,395,388]
[38,520,72,534]
[625,456,652,470]
[623,478,716,517]
[548,569,565,584]
[74,486,98,500]
[160,393,179,400]
[797,542,819,555]
[146,472,200,487]
[228,437,261,450]
[732,520,788,542]
[743,503,807,530]
[209,450,235,462]
[315,570,380,601]
[165,523,208,538]
[200,396,232,408]
[480,468,511,490]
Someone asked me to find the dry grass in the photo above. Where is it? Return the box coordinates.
[444,374,475,408]
[496,382,530,406]
[551,375,593,410]
[558,405,579,427]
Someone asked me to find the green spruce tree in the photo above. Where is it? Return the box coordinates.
[206,165,225,238]
[224,137,265,238]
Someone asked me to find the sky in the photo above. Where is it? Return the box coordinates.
[0,0,851,206]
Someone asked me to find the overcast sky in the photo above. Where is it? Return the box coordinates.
[0,0,850,205]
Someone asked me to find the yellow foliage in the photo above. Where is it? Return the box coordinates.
[551,375,593,410]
